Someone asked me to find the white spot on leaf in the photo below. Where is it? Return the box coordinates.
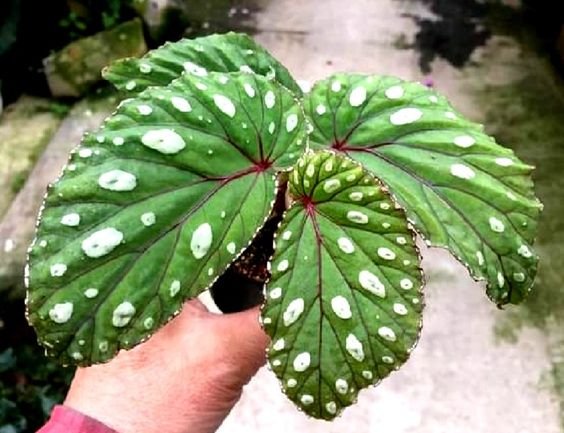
[98,170,137,191]
[347,210,368,224]
[518,244,532,258]
[450,163,475,180]
[78,148,92,158]
[377,247,396,260]
[453,135,475,148]
[81,228,123,258]
[349,191,363,201]
[143,317,154,329]
[346,334,365,361]
[183,61,207,76]
[141,129,186,154]
[139,63,151,74]
[337,237,355,254]
[378,326,397,342]
[390,108,422,125]
[171,96,192,112]
[385,85,404,99]
[489,216,505,233]
[84,288,99,298]
[190,223,213,259]
[497,272,505,288]
[273,338,285,351]
[141,212,156,226]
[323,179,341,193]
[239,65,254,74]
[61,213,80,227]
[301,395,314,405]
[50,263,67,277]
[349,86,367,107]
[269,287,282,299]
[283,298,304,326]
[243,83,256,98]
[286,114,298,132]
[316,104,326,115]
[264,91,276,109]
[513,272,525,282]
[49,302,73,323]
[400,278,413,290]
[359,270,386,297]
[137,105,152,116]
[331,296,352,319]
[112,302,135,327]
[170,280,181,297]
[213,94,236,118]
[495,157,513,167]
[293,352,310,371]
[226,242,236,254]
[335,378,348,394]
[393,303,408,315]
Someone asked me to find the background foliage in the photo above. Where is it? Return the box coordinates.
[0,299,73,433]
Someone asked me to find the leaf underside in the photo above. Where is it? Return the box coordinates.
[262,151,423,420]
[27,71,307,366]
[305,74,542,305]
[102,32,302,96]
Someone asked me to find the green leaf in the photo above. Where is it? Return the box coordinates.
[262,150,423,420]
[102,32,302,96]
[304,74,542,305]
[26,71,307,366]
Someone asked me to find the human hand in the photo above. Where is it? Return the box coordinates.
[64,299,269,433]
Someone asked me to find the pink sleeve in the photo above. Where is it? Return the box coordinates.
[37,405,118,433]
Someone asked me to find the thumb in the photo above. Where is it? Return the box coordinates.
[215,306,270,378]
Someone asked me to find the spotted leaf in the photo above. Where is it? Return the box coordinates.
[262,150,423,420]
[305,74,542,305]
[103,32,301,96]
[26,71,307,365]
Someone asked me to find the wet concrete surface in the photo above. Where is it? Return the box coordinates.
[211,0,563,431]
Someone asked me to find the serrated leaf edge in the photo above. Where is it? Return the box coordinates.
[260,149,425,420]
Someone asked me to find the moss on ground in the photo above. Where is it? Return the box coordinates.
[0,97,64,217]
[471,26,564,427]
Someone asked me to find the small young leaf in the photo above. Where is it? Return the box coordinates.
[262,150,423,420]
[26,71,307,365]
[102,32,301,96]
[304,74,542,305]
